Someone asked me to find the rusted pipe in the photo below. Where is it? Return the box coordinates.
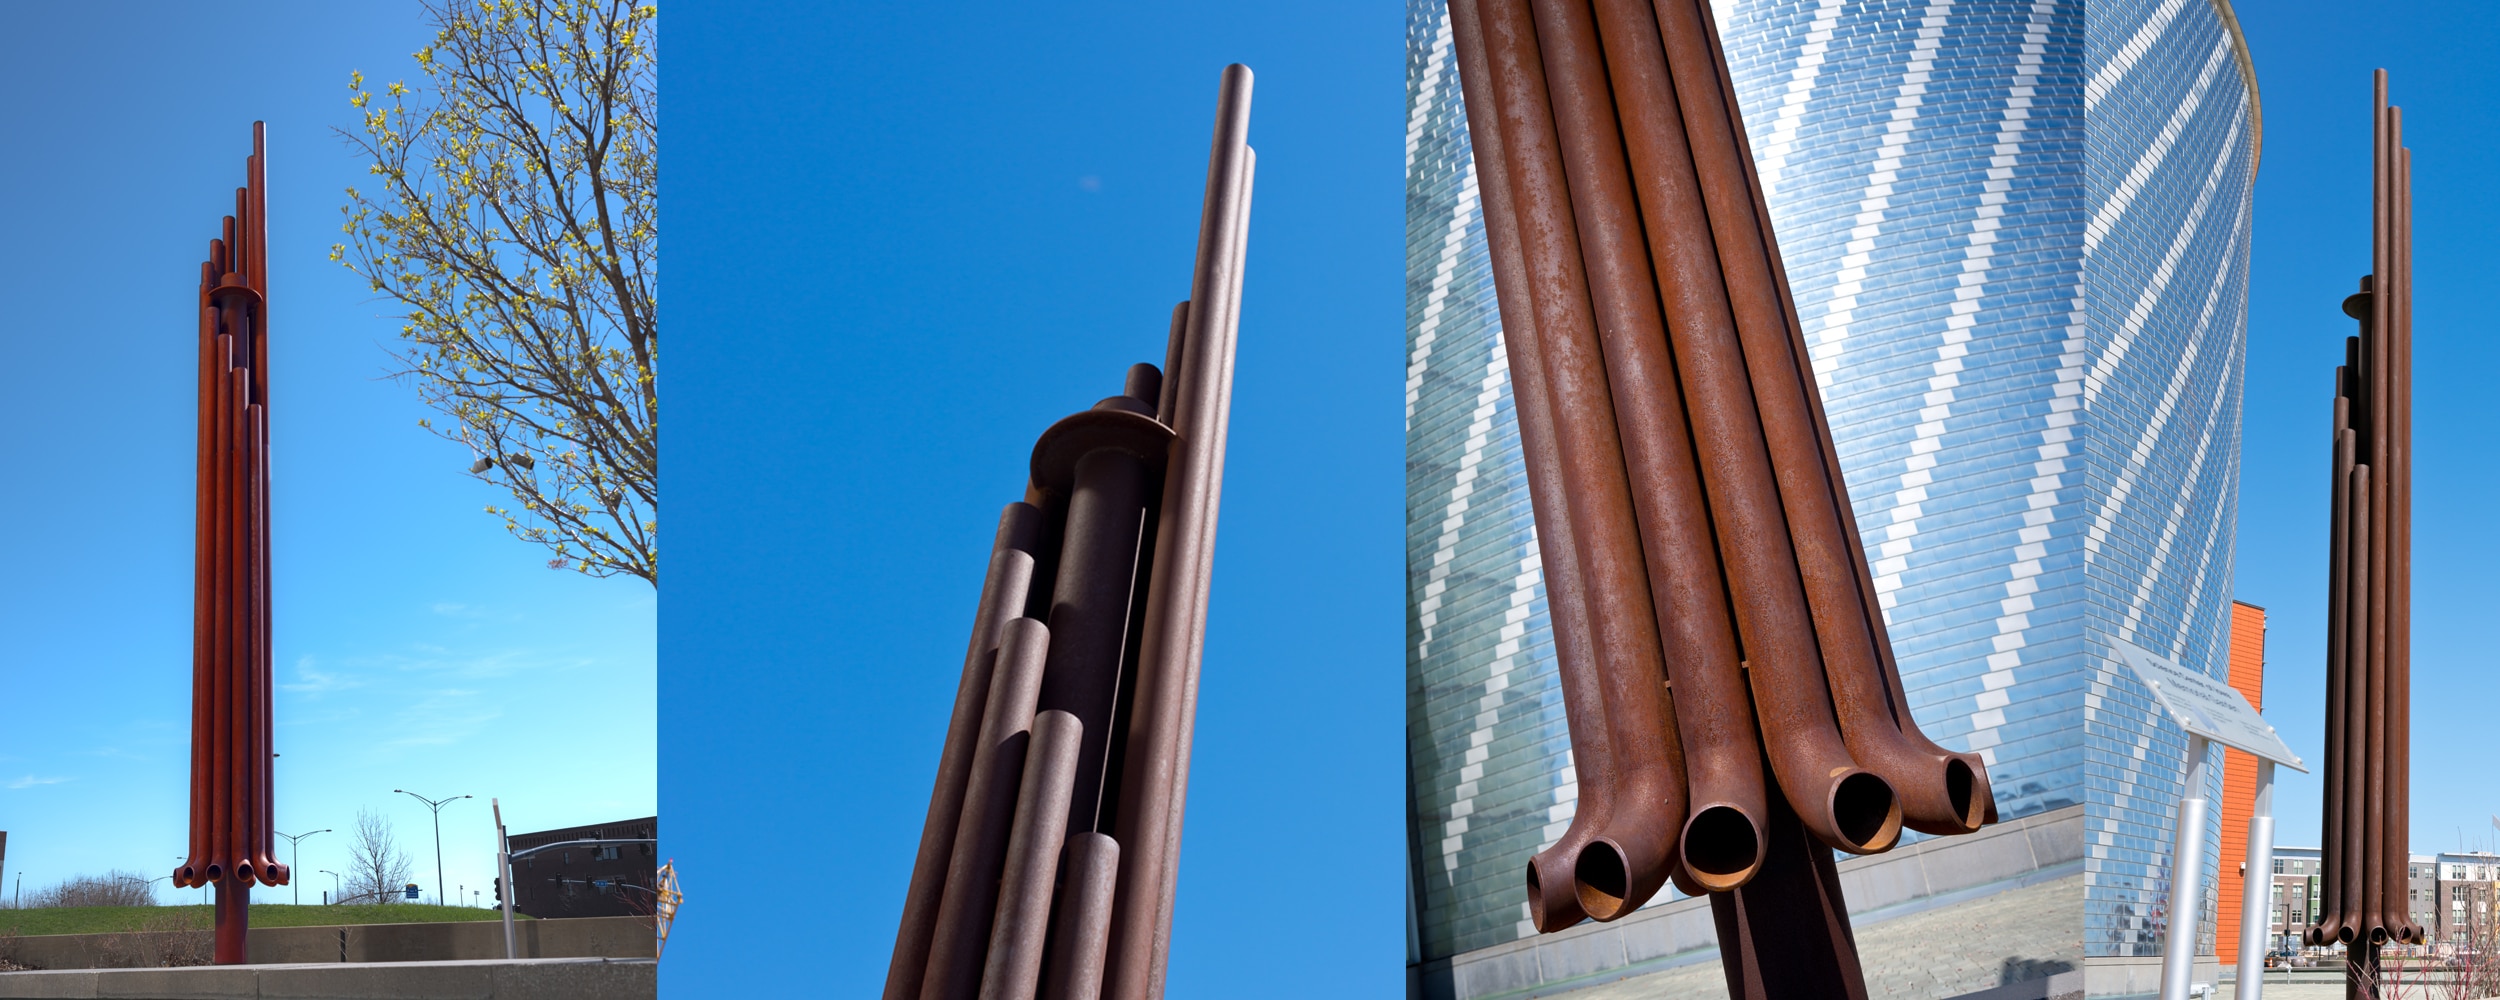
[1708,770,1871,1000]
[1649,0,1970,840]
[980,710,1083,1000]
[2340,460,2369,945]
[922,618,1052,1000]
[1100,65,1251,1000]
[1580,0,1893,857]
[1680,0,1992,832]
[1141,149,1253,1000]
[2391,140,2416,944]
[1030,397,1172,839]
[1043,833,1120,1000]
[1518,0,1703,915]
[1444,0,1615,933]
[888,503,1047,1000]
[2311,385,2351,946]
[1584,0,1781,887]
[1473,0,1689,921]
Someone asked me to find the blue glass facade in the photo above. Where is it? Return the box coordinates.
[1403,0,1576,960]
[1405,0,2251,966]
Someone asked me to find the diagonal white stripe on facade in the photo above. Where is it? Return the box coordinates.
[1404,10,1454,179]
[2083,0,2189,110]
[2084,102,2246,406]
[1958,0,2061,761]
[1407,160,1482,433]
[1429,334,1514,879]
[2085,201,2247,566]
[1808,0,1955,393]
[1752,0,1845,200]
[2083,37,2232,258]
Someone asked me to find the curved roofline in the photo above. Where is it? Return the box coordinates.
[2209,0,2261,175]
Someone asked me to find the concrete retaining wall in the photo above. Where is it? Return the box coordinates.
[0,956,654,999]
[1412,803,2088,1000]
[0,916,651,971]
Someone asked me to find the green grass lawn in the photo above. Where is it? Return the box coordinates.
[0,904,528,937]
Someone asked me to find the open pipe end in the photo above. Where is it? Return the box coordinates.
[2369,925,2388,946]
[2336,923,2357,946]
[202,863,225,884]
[1677,805,1764,892]
[1905,755,1991,836]
[1524,851,1587,933]
[1572,841,1633,922]
[1828,771,1902,855]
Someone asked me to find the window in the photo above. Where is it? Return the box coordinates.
[2274,860,2286,874]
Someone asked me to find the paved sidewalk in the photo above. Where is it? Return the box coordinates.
[1548,874,2084,1000]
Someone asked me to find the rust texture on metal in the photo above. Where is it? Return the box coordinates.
[174,123,285,966]
[1446,0,2000,992]
[2307,70,2417,963]
[882,67,1251,1000]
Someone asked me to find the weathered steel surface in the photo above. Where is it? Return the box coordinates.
[885,69,1250,1000]
[2308,71,2418,976]
[174,123,285,966]
[1445,0,2002,993]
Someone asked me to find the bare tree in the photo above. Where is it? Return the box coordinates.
[24,871,155,908]
[345,809,415,906]
[335,0,659,584]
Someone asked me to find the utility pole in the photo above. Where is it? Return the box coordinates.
[494,798,518,959]
[394,789,470,906]
[274,829,331,906]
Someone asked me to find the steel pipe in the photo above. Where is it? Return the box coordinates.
[980,710,1084,1000]
[1100,65,1252,1000]
[888,503,1047,1000]
[1515,0,1705,917]
[2341,460,2369,945]
[922,619,1053,1000]
[1444,0,1617,933]
[1043,833,1121,1000]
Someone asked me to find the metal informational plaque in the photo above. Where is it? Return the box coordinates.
[2114,639,2306,771]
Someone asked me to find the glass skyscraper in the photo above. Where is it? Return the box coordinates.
[1406,0,2256,981]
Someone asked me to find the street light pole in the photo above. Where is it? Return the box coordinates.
[319,870,341,904]
[273,830,332,906]
[394,789,471,906]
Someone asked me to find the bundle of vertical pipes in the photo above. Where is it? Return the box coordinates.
[1446,0,1993,991]
[2307,70,2417,956]
[171,122,284,967]
[882,67,1252,1000]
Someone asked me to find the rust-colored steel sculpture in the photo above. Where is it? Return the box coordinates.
[882,66,1252,1000]
[2306,70,2419,984]
[1448,0,1994,994]
[171,123,286,966]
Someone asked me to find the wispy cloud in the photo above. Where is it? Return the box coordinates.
[381,688,503,750]
[6,775,73,789]
[282,655,365,696]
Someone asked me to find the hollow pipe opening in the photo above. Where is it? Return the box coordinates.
[1943,756,1982,830]
[1572,840,1632,921]
[1830,772,1901,853]
[203,864,224,883]
[1524,852,1587,933]
[1679,806,1763,892]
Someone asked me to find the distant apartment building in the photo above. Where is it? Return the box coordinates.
[2268,849,2497,952]
[508,816,658,920]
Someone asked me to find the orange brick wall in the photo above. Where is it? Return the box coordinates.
[2216,600,2267,963]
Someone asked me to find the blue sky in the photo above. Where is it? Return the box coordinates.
[2229,0,2500,854]
[0,4,655,909]
[664,1,1402,995]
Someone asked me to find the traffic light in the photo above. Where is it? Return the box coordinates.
[493,878,502,905]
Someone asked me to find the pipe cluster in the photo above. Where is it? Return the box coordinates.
[2308,70,2416,952]
[1443,0,1994,933]
[883,67,1253,1000]
[172,124,285,967]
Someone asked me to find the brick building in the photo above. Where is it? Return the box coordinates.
[507,816,658,919]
